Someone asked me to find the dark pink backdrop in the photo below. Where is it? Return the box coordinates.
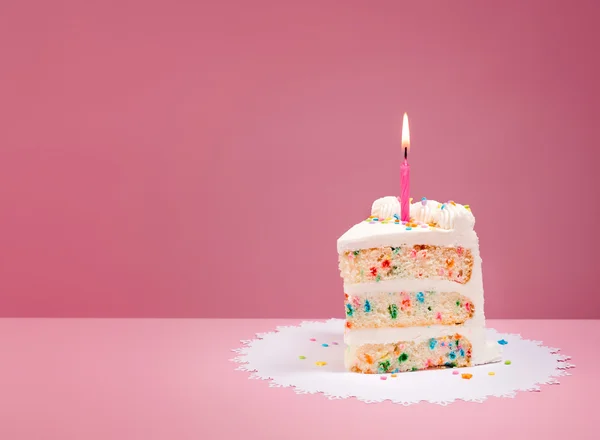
[0,1,598,318]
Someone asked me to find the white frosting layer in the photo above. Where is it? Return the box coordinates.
[337,199,475,254]
[344,279,473,295]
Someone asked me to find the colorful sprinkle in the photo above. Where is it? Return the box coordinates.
[353,250,360,256]
[309,338,316,342]
[380,375,387,380]
[315,361,327,367]
[345,303,353,317]
[398,353,409,362]
[436,312,442,321]
[406,227,412,230]
[429,338,438,350]
[331,342,339,345]
[461,373,473,379]
[498,339,508,345]
[448,352,457,360]
[375,274,381,282]
[421,197,427,206]
[321,343,329,347]
[378,359,391,373]
[504,360,512,365]
[421,224,428,228]
[488,372,495,376]
[299,356,306,359]
[391,374,398,378]
[452,370,460,375]
[388,304,398,319]
[364,300,371,312]
[416,292,425,303]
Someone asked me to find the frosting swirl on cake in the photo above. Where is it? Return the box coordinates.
[411,199,474,231]
[371,196,401,219]
[369,196,474,231]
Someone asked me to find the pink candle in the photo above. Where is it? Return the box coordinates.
[400,113,411,222]
[400,158,410,221]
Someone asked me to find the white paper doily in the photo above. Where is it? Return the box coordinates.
[231,319,574,405]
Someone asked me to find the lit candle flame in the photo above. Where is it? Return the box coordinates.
[401,112,410,153]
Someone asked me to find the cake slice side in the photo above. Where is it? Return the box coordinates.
[338,198,502,373]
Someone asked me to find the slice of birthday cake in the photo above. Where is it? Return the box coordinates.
[338,196,501,374]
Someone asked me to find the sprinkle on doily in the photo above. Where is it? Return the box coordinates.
[488,372,495,376]
[391,374,397,378]
[461,374,473,379]
[315,361,327,367]
[498,339,508,345]
[505,360,512,365]
[452,370,459,375]
[380,376,387,381]
[331,342,339,345]
[309,338,316,342]
[299,356,306,360]
[321,343,329,347]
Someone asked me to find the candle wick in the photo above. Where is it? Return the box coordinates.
[404,147,407,160]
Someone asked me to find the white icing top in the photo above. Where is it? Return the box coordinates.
[338,198,475,253]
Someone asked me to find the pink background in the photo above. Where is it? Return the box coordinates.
[0,0,598,318]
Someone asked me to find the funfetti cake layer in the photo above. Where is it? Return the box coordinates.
[339,245,474,284]
[346,333,472,374]
[338,197,502,373]
[344,291,475,329]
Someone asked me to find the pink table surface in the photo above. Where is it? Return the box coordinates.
[0,319,595,440]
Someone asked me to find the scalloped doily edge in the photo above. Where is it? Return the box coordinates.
[230,319,575,405]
